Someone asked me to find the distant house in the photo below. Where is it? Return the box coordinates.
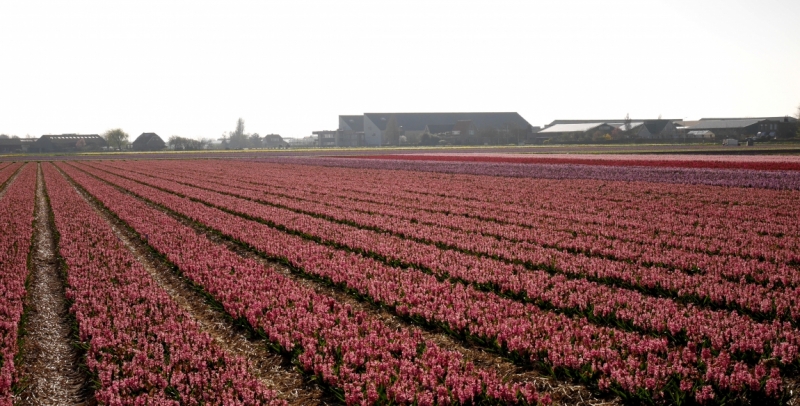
[0,138,23,153]
[538,122,617,137]
[688,117,797,138]
[132,132,166,151]
[284,136,316,147]
[688,119,762,138]
[545,119,679,139]
[610,122,652,139]
[263,134,289,148]
[312,131,338,147]
[32,134,107,153]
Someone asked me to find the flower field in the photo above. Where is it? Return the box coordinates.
[1,154,799,405]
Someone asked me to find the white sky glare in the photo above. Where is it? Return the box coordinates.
[1,0,799,139]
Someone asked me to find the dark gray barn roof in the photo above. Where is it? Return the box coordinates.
[688,119,763,130]
[365,112,532,131]
[339,115,364,132]
[548,119,679,126]
[39,134,106,145]
[699,116,797,122]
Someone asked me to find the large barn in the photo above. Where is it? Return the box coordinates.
[31,134,107,153]
[334,112,535,146]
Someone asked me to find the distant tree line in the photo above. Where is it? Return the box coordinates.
[168,136,208,151]
[219,118,272,149]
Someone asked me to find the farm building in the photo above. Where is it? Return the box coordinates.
[31,134,107,153]
[538,122,617,137]
[686,130,715,139]
[335,116,366,147]
[339,112,534,146]
[688,117,797,139]
[610,122,651,139]
[544,119,679,139]
[132,132,166,151]
[0,138,23,153]
[312,131,338,147]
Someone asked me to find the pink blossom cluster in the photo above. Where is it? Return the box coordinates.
[64,163,787,403]
[41,164,284,405]
[0,163,35,406]
[93,161,800,325]
[57,163,549,406]
[77,162,800,367]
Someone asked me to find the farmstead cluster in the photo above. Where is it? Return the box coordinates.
[1,154,800,405]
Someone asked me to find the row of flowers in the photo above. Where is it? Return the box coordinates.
[41,164,284,405]
[259,155,800,189]
[57,163,549,406]
[78,162,800,367]
[153,162,798,288]
[346,153,800,172]
[118,159,800,271]
[94,161,800,326]
[66,163,786,404]
[0,163,35,406]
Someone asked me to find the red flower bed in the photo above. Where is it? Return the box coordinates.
[346,154,800,171]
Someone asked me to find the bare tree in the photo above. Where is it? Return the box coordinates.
[229,118,249,149]
[218,133,229,149]
[103,128,129,151]
[249,133,262,148]
[795,104,800,137]
[622,113,633,139]
[169,136,206,151]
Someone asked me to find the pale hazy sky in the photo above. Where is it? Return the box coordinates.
[2,0,799,139]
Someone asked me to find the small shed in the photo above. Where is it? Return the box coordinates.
[132,132,166,151]
[722,138,739,146]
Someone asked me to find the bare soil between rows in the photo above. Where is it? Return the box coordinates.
[15,164,93,405]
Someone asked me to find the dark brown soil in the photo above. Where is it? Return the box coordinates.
[15,164,93,405]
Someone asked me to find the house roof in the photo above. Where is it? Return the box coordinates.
[688,119,764,130]
[364,112,532,132]
[38,134,107,146]
[538,123,608,133]
[609,122,644,131]
[699,116,798,122]
[133,132,165,146]
[548,119,678,126]
[339,115,364,132]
